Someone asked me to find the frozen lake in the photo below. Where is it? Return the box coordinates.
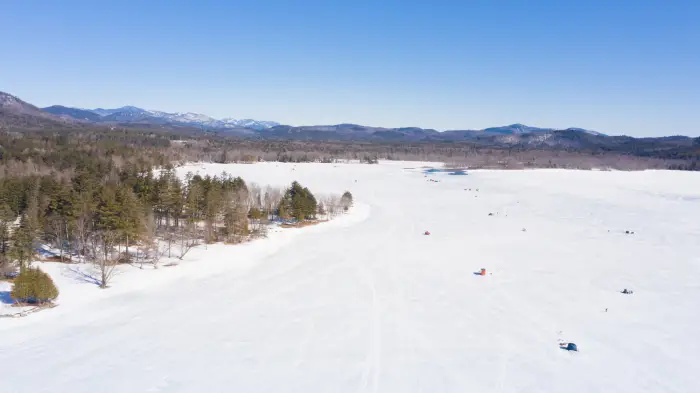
[2,162,700,393]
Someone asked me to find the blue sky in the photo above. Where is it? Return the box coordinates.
[2,0,699,136]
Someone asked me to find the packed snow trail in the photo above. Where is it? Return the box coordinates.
[2,162,700,393]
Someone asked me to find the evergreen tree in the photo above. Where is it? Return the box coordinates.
[184,176,204,234]
[133,169,155,203]
[248,207,263,220]
[278,201,289,219]
[9,215,35,272]
[204,178,223,242]
[96,185,121,233]
[24,179,41,239]
[153,166,181,229]
[45,184,74,261]
[0,202,14,256]
[167,176,183,228]
[11,267,59,304]
[341,191,353,211]
[301,187,317,219]
[116,187,143,258]
[279,181,318,221]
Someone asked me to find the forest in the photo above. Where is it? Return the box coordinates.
[0,127,352,291]
[0,121,697,294]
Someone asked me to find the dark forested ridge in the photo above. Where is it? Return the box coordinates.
[1,89,699,172]
[2,89,699,169]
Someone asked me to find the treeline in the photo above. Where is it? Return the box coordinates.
[0,127,170,179]
[164,137,700,171]
[0,160,351,288]
[0,125,363,294]
[3,125,699,176]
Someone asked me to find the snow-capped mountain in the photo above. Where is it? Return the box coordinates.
[45,105,281,130]
[221,118,281,130]
[91,106,145,117]
[149,111,222,127]
[479,123,603,136]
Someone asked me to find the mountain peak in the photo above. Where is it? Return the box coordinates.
[90,106,147,117]
[35,101,281,131]
[42,105,103,122]
[1,91,43,115]
[116,105,145,112]
[1,91,73,126]
[0,91,28,110]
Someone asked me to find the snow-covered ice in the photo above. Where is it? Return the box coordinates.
[2,162,700,393]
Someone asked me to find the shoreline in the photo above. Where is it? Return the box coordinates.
[0,202,370,324]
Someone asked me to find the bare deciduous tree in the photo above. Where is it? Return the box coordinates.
[178,223,198,259]
[248,183,262,211]
[326,195,341,217]
[263,186,282,220]
[90,230,120,288]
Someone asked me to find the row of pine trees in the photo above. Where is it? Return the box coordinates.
[1,164,352,291]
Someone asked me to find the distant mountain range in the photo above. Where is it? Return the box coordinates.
[251,124,617,149]
[2,90,604,138]
[42,104,280,131]
[2,91,698,155]
[42,103,605,138]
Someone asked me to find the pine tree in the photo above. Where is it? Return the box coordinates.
[279,182,318,221]
[11,267,59,304]
[116,186,143,259]
[154,167,178,229]
[204,178,223,243]
[0,202,14,259]
[248,207,263,220]
[9,215,35,272]
[24,179,41,240]
[291,190,306,221]
[96,185,121,233]
[341,191,353,211]
[278,201,289,219]
[301,187,317,219]
[133,169,155,202]
[167,176,183,228]
[184,177,204,238]
[45,184,74,261]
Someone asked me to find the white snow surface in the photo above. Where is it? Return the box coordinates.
[2,162,700,393]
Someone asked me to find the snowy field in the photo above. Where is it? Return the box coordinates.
[2,161,700,393]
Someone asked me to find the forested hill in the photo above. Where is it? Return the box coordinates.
[0,89,698,179]
[2,90,699,164]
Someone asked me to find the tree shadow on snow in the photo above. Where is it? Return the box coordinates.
[0,291,13,304]
[63,266,102,287]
